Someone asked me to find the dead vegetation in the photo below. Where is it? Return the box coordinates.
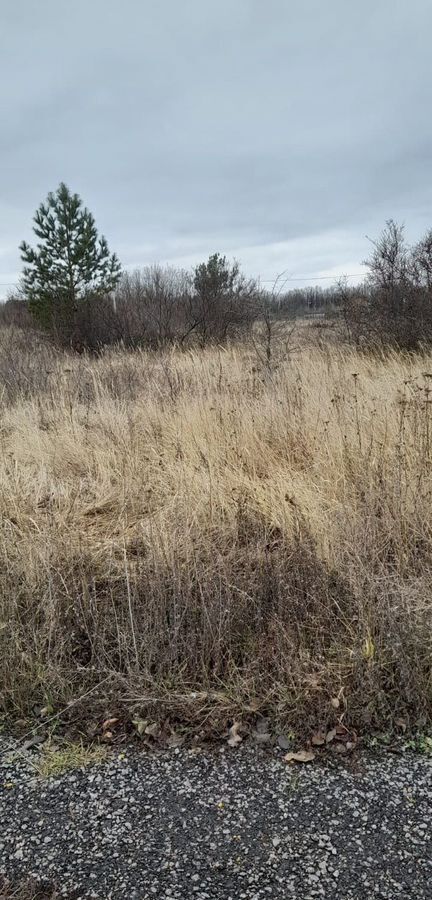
[1,324,432,734]
[0,880,60,900]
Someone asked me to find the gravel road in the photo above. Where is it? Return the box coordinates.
[1,737,431,899]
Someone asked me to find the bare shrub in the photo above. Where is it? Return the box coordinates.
[342,220,432,349]
[250,302,299,376]
[45,293,122,351]
[0,294,33,330]
[412,228,432,290]
[113,257,259,349]
[114,266,191,347]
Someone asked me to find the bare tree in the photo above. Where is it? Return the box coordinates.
[115,266,191,347]
[412,229,432,290]
[342,220,432,350]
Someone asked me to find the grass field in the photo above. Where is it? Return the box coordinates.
[0,880,58,899]
[1,324,432,735]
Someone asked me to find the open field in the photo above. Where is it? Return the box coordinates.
[1,324,432,734]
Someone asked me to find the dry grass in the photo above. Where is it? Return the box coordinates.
[0,880,60,899]
[1,325,432,733]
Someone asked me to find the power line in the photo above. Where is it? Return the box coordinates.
[260,272,364,283]
[0,271,366,293]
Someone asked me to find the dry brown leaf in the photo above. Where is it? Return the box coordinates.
[166,731,184,749]
[284,749,316,764]
[311,730,326,746]
[145,722,160,738]
[330,697,340,709]
[326,728,337,744]
[334,742,348,754]
[227,721,243,748]
[335,724,347,735]
[102,717,119,732]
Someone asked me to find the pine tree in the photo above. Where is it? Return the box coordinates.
[191,253,257,343]
[20,183,121,330]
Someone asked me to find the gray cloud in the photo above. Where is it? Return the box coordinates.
[1,0,432,295]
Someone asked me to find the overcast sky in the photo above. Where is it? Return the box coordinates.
[1,0,431,297]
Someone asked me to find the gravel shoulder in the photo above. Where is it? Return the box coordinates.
[1,737,431,899]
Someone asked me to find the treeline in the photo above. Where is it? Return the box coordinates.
[266,283,359,318]
[2,181,432,352]
[2,257,260,351]
[271,220,432,349]
[1,183,261,350]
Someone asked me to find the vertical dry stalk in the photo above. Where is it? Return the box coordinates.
[1,327,432,729]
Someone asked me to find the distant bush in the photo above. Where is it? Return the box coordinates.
[113,255,260,349]
[266,283,353,319]
[342,220,432,350]
[114,265,192,348]
[0,293,33,329]
[4,253,260,351]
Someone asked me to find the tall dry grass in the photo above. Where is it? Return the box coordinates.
[1,325,432,732]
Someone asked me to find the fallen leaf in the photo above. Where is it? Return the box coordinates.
[252,730,272,744]
[333,742,348,754]
[144,722,160,738]
[284,749,316,764]
[277,734,292,751]
[311,730,326,746]
[227,721,243,748]
[102,730,113,741]
[335,724,347,735]
[21,735,46,752]
[326,728,337,744]
[255,717,270,734]
[166,731,184,749]
[330,697,340,709]
[132,717,147,736]
[102,717,119,733]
